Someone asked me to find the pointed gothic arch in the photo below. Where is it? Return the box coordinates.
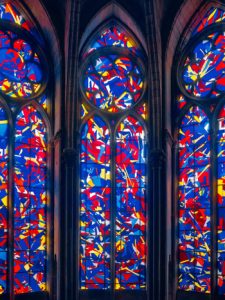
[78,12,149,300]
[0,1,61,299]
[171,1,225,299]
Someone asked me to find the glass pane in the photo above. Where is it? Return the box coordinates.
[83,24,141,58]
[218,106,225,295]
[181,32,225,99]
[115,116,147,290]
[83,55,144,112]
[178,106,211,293]
[0,3,41,41]
[0,106,8,295]
[14,106,47,294]
[136,103,147,120]
[192,7,225,37]
[176,94,187,111]
[0,30,44,99]
[80,116,111,290]
[81,103,89,120]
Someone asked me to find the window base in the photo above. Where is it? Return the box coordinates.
[80,290,147,300]
[177,290,211,300]
[0,292,49,300]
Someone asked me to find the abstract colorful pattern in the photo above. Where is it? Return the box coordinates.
[178,106,211,293]
[83,55,144,111]
[115,116,146,290]
[136,103,147,120]
[80,116,111,289]
[83,25,141,58]
[192,7,225,37]
[181,31,225,99]
[217,106,225,295]
[81,103,89,120]
[14,105,47,294]
[0,106,8,295]
[39,94,48,112]
[81,23,147,291]
[177,94,187,111]
[0,30,44,99]
[0,3,41,42]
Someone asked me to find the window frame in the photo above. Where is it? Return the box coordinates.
[78,20,149,300]
[174,18,225,300]
[0,3,53,299]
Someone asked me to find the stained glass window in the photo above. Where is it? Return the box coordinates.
[178,106,211,293]
[82,24,142,58]
[217,106,225,294]
[0,106,8,294]
[0,1,49,297]
[115,116,147,290]
[80,22,147,292]
[0,30,45,99]
[14,106,47,294]
[83,55,144,112]
[176,4,225,297]
[192,7,225,37]
[80,115,111,289]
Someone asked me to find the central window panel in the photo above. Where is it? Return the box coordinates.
[79,22,148,291]
[175,4,225,297]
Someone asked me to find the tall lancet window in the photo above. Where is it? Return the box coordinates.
[79,22,148,295]
[175,4,225,298]
[0,2,51,298]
